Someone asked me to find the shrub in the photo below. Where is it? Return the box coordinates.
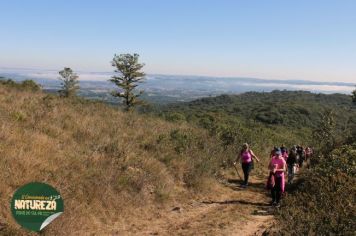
[277,144,356,235]
[0,78,41,91]
[165,112,186,122]
[169,129,193,154]
[21,79,42,91]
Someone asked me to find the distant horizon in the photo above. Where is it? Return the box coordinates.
[1,66,354,95]
[0,66,355,86]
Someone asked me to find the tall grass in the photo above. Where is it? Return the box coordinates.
[0,81,321,235]
[0,84,230,234]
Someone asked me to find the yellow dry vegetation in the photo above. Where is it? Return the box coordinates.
[0,85,229,235]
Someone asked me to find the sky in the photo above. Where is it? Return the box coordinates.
[1,0,356,83]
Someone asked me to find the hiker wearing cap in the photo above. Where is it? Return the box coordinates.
[268,148,286,207]
[234,143,260,188]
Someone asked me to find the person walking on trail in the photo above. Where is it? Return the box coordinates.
[297,145,305,167]
[305,146,313,168]
[281,147,288,162]
[268,148,287,207]
[270,146,278,158]
[280,144,288,154]
[287,146,298,184]
[234,143,260,188]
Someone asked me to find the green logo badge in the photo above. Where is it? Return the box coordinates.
[11,182,64,232]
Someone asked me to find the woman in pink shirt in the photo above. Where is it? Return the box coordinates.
[234,143,260,188]
[268,148,286,207]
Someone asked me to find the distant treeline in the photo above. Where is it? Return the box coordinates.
[151,90,355,129]
[0,77,41,91]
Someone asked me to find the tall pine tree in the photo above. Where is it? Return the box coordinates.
[110,53,145,111]
[58,67,79,97]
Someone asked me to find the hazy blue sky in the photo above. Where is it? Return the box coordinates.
[1,0,355,82]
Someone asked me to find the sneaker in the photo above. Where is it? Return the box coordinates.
[275,202,280,208]
[270,201,276,206]
[240,184,247,188]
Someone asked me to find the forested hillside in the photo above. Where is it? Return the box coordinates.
[156,90,354,128]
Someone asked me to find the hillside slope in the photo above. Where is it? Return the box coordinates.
[0,84,233,234]
[2,83,353,235]
[0,83,286,235]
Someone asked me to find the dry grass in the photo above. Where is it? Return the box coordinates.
[0,85,232,235]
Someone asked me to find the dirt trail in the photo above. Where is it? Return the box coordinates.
[115,174,275,236]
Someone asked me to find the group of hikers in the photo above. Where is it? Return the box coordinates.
[234,143,313,207]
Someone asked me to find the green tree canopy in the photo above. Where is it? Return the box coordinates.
[110,53,145,111]
[58,67,79,97]
[312,109,336,156]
